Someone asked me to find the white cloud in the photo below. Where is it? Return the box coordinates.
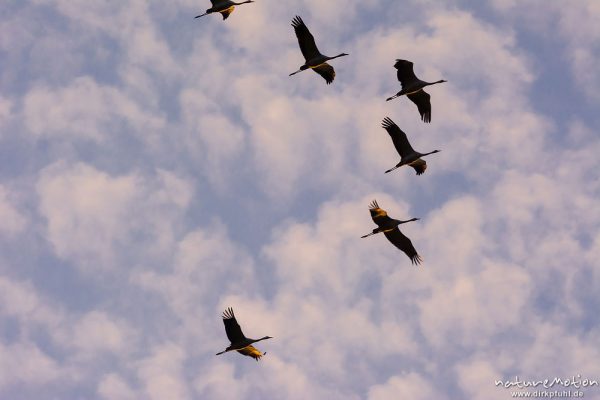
[455,359,506,400]
[418,260,531,349]
[37,161,192,272]
[368,372,447,400]
[178,88,246,190]
[137,343,190,400]
[0,276,64,331]
[0,96,12,131]
[0,186,26,237]
[61,311,135,355]
[0,342,61,390]
[98,373,137,400]
[491,1,600,103]
[193,363,247,400]
[1,0,600,399]
[133,225,259,356]
[24,77,165,143]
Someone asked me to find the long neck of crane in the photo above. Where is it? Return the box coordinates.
[426,79,446,87]
[399,218,418,224]
[329,53,348,61]
[252,336,271,344]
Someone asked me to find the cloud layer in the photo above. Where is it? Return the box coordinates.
[1,0,599,399]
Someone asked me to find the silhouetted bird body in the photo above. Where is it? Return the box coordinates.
[386,59,446,123]
[195,0,254,20]
[361,200,422,265]
[381,117,440,175]
[216,308,272,361]
[289,16,349,84]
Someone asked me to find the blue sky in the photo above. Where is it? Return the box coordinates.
[1,1,599,399]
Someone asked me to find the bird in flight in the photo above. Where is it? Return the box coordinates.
[380,117,441,175]
[195,0,255,20]
[386,59,446,123]
[289,16,349,84]
[361,200,423,265]
[216,308,272,361]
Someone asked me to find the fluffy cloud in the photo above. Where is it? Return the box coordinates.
[97,373,136,400]
[36,161,192,272]
[0,96,12,129]
[137,343,190,400]
[0,186,26,237]
[0,342,61,390]
[491,0,600,103]
[368,372,447,400]
[24,77,165,143]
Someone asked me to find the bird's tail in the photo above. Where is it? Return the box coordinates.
[215,350,226,355]
[289,69,302,76]
[386,94,400,101]
[385,165,400,173]
[194,12,208,18]
[361,232,375,238]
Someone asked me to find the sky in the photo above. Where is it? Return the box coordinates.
[1,0,600,399]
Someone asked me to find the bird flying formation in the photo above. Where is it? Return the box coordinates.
[193,2,450,362]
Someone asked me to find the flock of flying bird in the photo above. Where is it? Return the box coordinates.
[197,0,447,361]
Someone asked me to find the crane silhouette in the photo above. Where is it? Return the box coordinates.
[216,307,272,361]
[361,200,423,265]
[289,16,349,84]
[381,117,440,175]
[386,59,446,123]
[195,0,254,20]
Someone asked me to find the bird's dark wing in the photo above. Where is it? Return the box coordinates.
[220,6,234,20]
[222,307,246,343]
[394,59,418,88]
[237,345,264,361]
[291,16,321,61]
[368,200,395,227]
[407,90,431,123]
[381,117,416,157]
[409,159,427,175]
[210,0,218,4]
[312,63,335,84]
[384,228,422,265]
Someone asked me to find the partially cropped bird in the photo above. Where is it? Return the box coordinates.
[386,59,446,123]
[195,0,254,20]
[216,308,272,361]
[361,200,422,265]
[289,16,349,84]
[381,117,440,175]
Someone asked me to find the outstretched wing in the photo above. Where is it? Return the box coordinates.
[368,200,395,227]
[381,117,415,157]
[222,307,246,343]
[220,6,235,20]
[237,345,265,361]
[384,228,422,265]
[291,16,321,61]
[394,59,418,88]
[409,159,427,175]
[313,63,335,84]
[407,90,431,123]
